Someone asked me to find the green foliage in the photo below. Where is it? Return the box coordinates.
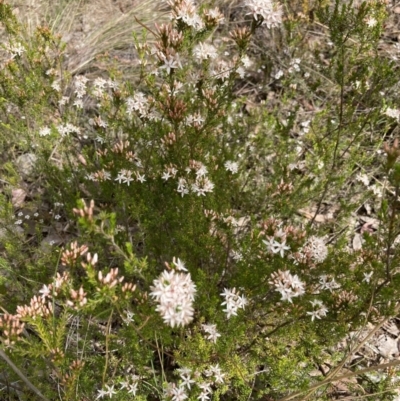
[1,0,400,400]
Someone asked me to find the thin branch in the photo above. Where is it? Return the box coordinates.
[134,15,158,38]
[0,348,51,401]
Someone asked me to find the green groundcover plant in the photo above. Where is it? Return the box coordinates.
[2,0,400,400]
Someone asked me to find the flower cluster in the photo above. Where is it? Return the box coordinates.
[150,267,196,327]
[263,237,290,257]
[307,300,328,321]
[176,161,215,197]
[164,364,226,401]
[201,323,221,343]
[224,160,239,174]
[220,288,247,318]
[245,0,283,29]
[168,0,205,31]
[0,314,25,345]
[304,236,328,263]
[294,236,329,266]
[66,286,87,310]
[384,106,400,120]
[269,270,305,303]
[193,42,218,61]
[61,241,89,266]
[5,42,25,59]
[126,91,153,118]
[16,295,53,319]
[319,275,340,292]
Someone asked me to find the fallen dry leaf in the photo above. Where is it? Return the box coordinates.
[352,233,363,250]
[11,188,27,207]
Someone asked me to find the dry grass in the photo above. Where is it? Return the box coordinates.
[6,0,170,76]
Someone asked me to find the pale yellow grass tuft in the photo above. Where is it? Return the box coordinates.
[7,0,169,76]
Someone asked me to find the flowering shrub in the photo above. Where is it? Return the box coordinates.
[1,0,400,400]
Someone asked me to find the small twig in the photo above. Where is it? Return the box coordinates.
[332,387,400,400]
[102,308,114,386]
[134,15,158,38]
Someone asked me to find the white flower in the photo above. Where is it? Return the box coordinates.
[73,99,84,109]
[356,173,369,186]
[52,81,61,92]
[202,323,221,343]
[245,0,283,28]
[271,240,290,257]
[115,169,134,186]
[363,271,373,283]
[178,10,204,31]
[198,382,212,394]
[57,123,80,137]
[263,238,290,257]
[124,310,134,324]
[159,54,182,74]
[269,270,305,303]
[309,299,323,308]
[198,392,210,401]
[299,236,328,264]
[96,389,107,400]
[173,257,188,271]
[150,269,196,327]
[307,300,328,321]
[231,250,243,261]
[107,79,119,90]
[93,77,107,89]
[180,374,195,390]
[162,171,172,181]
[384,107,400,120]
[195,164,208,178]
[370,184,383,198]
[7,43,25,58]
[186,113,204,127]
[365,16,377,28]
[115,171,126,184]
[127,382,138,395]
[193,43,218,61]
[241,55,253,68]
[191,177,214,196]
[136,172,146,183]
[209,364,225,384]
[39,126,51,137]
[104,384,117,398]
[171,386,187,401]
[39,284,52,299]
[176,367,192,376]
[119,380,129,390]
[306,310,320,322]
[220,288,247,318]
[262,237,275,253]
[126,92,149,117]
[319,275,340,292]
[177,178,190,197]
[224,161,239,174]
[97,385,117,399]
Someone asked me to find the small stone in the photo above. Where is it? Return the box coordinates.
[16,153,37,177]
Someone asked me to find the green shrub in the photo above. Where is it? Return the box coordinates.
[1,0,400,400]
